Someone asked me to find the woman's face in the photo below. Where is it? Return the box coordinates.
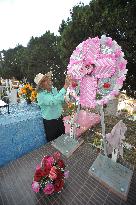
[41,77,52,91]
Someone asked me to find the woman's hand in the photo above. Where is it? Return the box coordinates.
[64,75,72,89]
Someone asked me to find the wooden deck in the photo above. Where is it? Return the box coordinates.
[0,142,136,205]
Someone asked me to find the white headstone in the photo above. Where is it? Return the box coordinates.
[10,88,17,104]
[9,79,13,91]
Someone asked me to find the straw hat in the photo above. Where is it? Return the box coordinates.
[34,71,52,87]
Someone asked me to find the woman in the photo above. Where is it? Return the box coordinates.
[34,72,71,142]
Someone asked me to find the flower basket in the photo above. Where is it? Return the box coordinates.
[32,152,69,195]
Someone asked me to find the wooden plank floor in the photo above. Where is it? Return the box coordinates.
[0,143,136,205]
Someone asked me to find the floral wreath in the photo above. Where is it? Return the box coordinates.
[67,35,128,108]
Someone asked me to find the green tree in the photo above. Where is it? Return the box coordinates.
[0,31,66,89]
[27,31,65,88]
[1,45,27,80]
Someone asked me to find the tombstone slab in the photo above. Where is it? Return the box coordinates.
[89,154,133,201]
[52,134,84,157]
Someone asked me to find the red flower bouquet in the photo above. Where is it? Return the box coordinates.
[32,152,69,195]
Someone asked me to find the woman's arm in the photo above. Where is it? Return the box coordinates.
[37,88,66,106]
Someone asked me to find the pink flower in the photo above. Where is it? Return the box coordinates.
[116,78,124,85]
[115,49,122,58]
[112,91,119,96]
[84,57,94,67]
[41,156,54,168]
[64,170,69,179]
[92,36,100,44]
[32,181,40,193]
[106,37,112,47]
[49,166,57,180]
[49,172,57,180]
[118,61,127,70]
[36,164,41,170]
[53,152,61,161]
[43,183,54,195]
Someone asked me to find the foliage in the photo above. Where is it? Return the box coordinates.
[120,109,128,113]
[0,31,65,90]
[26,31,65,88]
[0,45,26,80]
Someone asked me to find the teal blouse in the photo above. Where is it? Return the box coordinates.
[37,87,66,120]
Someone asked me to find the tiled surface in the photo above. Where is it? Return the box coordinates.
[0,103,47,166]
[0,143,136,205]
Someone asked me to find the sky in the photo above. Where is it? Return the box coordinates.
[0,0,90,51]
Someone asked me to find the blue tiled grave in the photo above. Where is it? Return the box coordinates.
[0,103,47,166]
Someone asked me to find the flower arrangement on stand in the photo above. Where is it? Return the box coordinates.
[63,80,79,117]
[32,152,69,195]
[18,83,37,103]
[64,102,77,116]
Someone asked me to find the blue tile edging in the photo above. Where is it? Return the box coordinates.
[0,103,47,167]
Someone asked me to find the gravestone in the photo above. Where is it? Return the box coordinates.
[10,89,17,104]
[52,134,84,158]
[89,154,133,201]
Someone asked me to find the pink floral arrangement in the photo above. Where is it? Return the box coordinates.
[67,35,128,108]
[32,152,69,195]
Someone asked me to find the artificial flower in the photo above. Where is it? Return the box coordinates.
[57,159,65,169]
[54,179,64,193]
[34,168,45,182]
[103,82,111,89]
[64,170,70,179]
[43,183,54,195]
[71,81,78,88]
[49,166,57,180]
[41,156,54,168]
[36,164,41,170]
[115,49,122,58]
[106,37,112,47]
[53,152,61,161]
[55,169,64,181]
[32,181,40,193]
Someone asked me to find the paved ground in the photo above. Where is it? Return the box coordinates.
[0,142,136,205]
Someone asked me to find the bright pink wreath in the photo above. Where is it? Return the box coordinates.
[67,35,128,108]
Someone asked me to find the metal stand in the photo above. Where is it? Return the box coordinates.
[52,82,84,157]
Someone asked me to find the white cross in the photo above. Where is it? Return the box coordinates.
[65,113,80,139]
